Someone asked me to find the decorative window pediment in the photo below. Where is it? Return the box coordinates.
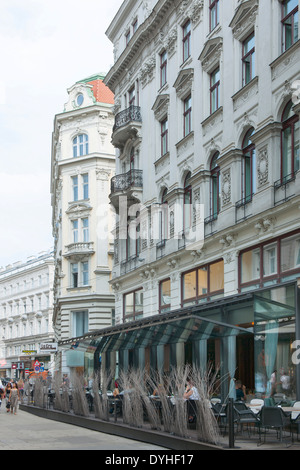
[229,0,259,40]
[152,94,169,120]
[199,37,222,72]
[64,83,96,113]
[173,68,194,99]
[66,202,92,219]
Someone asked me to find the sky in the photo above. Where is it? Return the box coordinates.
[0,0,123,268]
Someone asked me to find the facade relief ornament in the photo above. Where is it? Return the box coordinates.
[221,168,231,206]
[167,27,178,57]
[140,55,156,88]
[257,146,269,187]
[219,233,236,248]
[255,217,276,234]
[178,0,203,26]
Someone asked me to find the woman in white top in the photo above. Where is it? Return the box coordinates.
[183,377,200,400]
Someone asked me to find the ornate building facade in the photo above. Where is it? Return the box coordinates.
[100,0,300,399]
[59,1,300,402]
[50,74,115,376]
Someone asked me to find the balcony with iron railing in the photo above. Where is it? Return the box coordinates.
[110,169,143,213]
[112,105,142,148]
[235,194,254,223]
[274,171,299,206]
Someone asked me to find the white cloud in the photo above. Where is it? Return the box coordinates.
[0,0,123,266]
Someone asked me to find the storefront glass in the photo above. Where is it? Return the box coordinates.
[254,285,296,400]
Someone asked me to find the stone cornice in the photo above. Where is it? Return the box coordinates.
[104,0,177,91]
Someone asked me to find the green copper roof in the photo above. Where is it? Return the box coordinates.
[76,73,106,84]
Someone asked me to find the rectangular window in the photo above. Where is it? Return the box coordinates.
[72,310,88,337]
[159,279,171,313]
[72,220,79,243]
[197,267,208,297]
[280,233,300,272]
[182,20,191,62]
[71,261,89,287]
[82,174,89,199]
[82,218,89,242]
[184,95,192,137]
[182,260,224,305]
[161,117,168,155]
[72,176,78,201]
[128,87,135,106]
[82,262,89,286]
[71,263,79,288]
[132,19,138,35]
[239,231,300,290]
[241,248,260,284]
[125,30,131,46]
[210,68,220,114]
[242,32,255,86]
[263,243,277,277]
[282,0,298,51]
[160,50,167,87]
[124,289,143,322]
[209,0,219,32]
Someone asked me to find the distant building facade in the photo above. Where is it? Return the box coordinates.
[50,74,116,377]
[0,251,55,379]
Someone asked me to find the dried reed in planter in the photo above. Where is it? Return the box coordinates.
[53,374,63,411]
[71,373,89,417]
[33,377,45,408]
[93,370,110,421]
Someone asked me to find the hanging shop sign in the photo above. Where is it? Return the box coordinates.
[39,342,58,353]
[22,350,37,356]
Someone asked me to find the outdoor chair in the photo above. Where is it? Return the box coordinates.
[258,406,293,446]
[264,397,276,407]
[233,402,260,436]
[211,402,227,435]
[291,401,300,441]
[186,399,198,424]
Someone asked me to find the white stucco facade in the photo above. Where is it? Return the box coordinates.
[51,75,116,375]
[0,251,55,379]
[105,0,300,330]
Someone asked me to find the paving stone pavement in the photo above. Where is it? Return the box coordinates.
[0,406,167,451]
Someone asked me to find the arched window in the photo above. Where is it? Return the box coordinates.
[183,172,192,232]
[281,101,299,181]
[210,152,221,218]
[242,127,256,202]
[73,134,89,158]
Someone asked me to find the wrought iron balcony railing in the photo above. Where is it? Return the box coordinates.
[274,171,297,206]
[113,105,142,132]
[111,169,143,194]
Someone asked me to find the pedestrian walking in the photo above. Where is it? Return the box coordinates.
[0,383,5,409]
[9,382,20,415]
[5,382,12,413]
[17,378,24,403]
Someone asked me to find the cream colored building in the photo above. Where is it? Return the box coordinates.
[50,74,116,375]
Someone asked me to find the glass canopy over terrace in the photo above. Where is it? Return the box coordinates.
[60,284,297,401]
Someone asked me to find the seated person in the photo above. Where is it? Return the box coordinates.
[183,377,200,401]
[235,380,246,401]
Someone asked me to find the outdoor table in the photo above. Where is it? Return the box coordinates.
[281,407,300,420]
[247,403,263,414]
